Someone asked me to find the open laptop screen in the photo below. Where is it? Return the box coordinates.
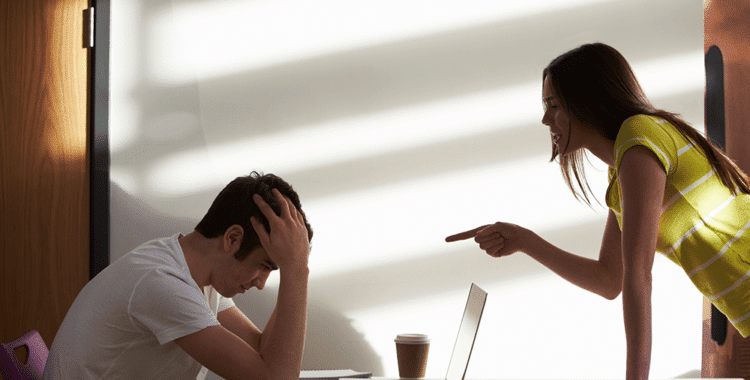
[445,283,487,380]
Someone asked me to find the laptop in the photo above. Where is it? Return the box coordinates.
[444,283,487,380]
[341,285,741,380]
[379,283,487,380]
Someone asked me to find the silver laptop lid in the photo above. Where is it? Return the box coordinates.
[445,283,487,380]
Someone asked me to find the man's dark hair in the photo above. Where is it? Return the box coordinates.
[195,171,313,261]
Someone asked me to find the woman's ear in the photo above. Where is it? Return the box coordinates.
[223,224,244,253]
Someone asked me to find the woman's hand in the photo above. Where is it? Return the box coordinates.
[446,222,530,258]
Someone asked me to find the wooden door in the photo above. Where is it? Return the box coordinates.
[702,1,750,379]
[1,0,90,351]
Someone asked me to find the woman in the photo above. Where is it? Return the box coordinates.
[446,42,750,380]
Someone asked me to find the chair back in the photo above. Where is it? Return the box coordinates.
[0,330,48,380]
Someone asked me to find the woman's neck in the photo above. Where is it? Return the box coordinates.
[580,127,616,167]
[588,138,616,168]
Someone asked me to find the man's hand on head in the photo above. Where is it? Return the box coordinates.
[250,189,310,273]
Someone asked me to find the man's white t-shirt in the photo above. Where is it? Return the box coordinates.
[43,234,235,379]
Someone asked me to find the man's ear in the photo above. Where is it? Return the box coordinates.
[223,224,244,253]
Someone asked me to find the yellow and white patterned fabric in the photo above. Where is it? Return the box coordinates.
[606,114,750,336]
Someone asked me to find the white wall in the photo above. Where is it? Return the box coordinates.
[110,0,704,378]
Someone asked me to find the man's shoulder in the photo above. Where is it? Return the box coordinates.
[90,234,190,295]
[120,234,185,269]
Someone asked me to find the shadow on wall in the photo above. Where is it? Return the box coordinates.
[110,182,197,261]
[110,182,384,377]
[229,289,385,377]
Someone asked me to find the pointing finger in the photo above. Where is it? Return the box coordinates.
[445,225,487,242]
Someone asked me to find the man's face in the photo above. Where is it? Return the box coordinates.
[213,246,277,298]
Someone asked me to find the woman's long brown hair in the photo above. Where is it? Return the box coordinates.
[543,42,750,205]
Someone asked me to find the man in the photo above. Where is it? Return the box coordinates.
[43,172,313,380]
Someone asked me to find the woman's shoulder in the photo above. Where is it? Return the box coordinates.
[620,114,670,133]
[616,114,679,145]
[613,114,680,174]
[622,114,654,125]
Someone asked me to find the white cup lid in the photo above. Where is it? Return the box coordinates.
[395,333,430,343]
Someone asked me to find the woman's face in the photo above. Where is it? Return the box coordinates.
[541,76,587,156]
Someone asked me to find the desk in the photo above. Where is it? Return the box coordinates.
[371,378,743,380]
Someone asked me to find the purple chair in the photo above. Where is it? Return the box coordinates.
[0,330,48,380]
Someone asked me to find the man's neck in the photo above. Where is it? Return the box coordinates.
[178,231,214,289]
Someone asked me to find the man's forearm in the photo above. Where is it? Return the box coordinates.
[259,267,309,379]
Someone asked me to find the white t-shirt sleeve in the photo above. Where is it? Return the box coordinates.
[128,269,221,345]
[217,292,235,313]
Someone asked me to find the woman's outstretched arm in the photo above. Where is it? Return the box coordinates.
[446,209,623,300]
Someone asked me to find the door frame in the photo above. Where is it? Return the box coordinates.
[90,0,110,279]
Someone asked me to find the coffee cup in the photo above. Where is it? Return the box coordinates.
[394,334,430,378]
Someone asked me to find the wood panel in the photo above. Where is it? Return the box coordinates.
[705,0,750,175]
[0,0,90,349]
[702,1,750,379]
